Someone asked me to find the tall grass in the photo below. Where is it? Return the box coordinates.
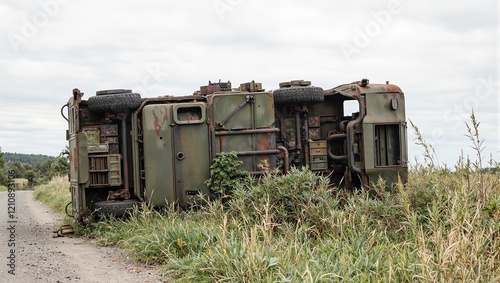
[35,114,499,282]
[75,165,499,282]
[33,175,71,215]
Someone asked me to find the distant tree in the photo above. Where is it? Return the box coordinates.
[37,159,55,177]
[25,170,37,187]
[50,157,69,177]
[3,152,54,165]
[0,147,69,185]
[0,147,4,169]
[7,161,25,179]
[31,148,70,183]
[23,163,33,173]
[0,147,7,186]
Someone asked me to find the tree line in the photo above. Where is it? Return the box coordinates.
[0,147,69,187]
[3,152,54,165]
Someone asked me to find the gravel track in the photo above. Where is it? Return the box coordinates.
[0,191,166,283]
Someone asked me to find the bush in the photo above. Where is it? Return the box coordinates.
[204,151,249,197]
[228,167,339,235]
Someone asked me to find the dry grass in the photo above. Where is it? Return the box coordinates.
[75,167,500,282]
[35,114,500,282]
[33,175,71,215]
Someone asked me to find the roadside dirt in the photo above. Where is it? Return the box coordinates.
[0,190,166,283]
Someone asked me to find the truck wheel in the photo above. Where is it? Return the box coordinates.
[88,92,142,112]
[93,199,141,218]
[96,89,132,96]
[273,86,324,104]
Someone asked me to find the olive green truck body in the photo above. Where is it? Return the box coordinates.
[64,79,408,222]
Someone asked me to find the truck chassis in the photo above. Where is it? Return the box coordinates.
[63,79,408,222]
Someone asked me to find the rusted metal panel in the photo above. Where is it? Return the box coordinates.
[142,104,175,206]
[363,92,406,124]
[100,124,119,154]
[200,80,232,95]
[142,103,211,207]
[210,92,278,173]
[282,118,297,148]
[77,132,89,185]
[308,128,321,140]
[211,92,275,130]
[308,116,320,127]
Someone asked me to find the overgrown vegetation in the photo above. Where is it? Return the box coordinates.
[35,114,500,282]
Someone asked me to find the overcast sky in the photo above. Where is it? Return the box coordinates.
[0,0,498,167]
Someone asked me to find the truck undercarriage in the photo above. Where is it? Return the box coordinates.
[63,79,408,222]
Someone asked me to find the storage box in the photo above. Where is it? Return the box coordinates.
[309,141,327,156]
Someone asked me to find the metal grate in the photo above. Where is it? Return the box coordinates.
[89,156,109,186]
[375,124,401,167]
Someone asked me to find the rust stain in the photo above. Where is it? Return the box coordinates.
[153,105,168,136]
[71,148,77,169]
[257,133,268,151]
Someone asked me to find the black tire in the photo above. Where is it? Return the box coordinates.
[88,92,142,112]
[273,86,324,104]
[96,89,132,96]
[94,199,141,218]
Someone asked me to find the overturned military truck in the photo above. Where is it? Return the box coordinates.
[62,79,408,222]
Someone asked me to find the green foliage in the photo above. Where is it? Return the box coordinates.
[228,167,337,235]
[50,151,69,177]
[483,196,500,219]
[204,151,249,196]
[7,161,26,178]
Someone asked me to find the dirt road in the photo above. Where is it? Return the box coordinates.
[0,190,165,283]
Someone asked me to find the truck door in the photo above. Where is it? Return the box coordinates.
[142,103,210,207]
[209,92,278,174]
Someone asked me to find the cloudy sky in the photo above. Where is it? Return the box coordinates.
[0,0,498,167]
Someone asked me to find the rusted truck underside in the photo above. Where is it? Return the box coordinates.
[63,79,408,222]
